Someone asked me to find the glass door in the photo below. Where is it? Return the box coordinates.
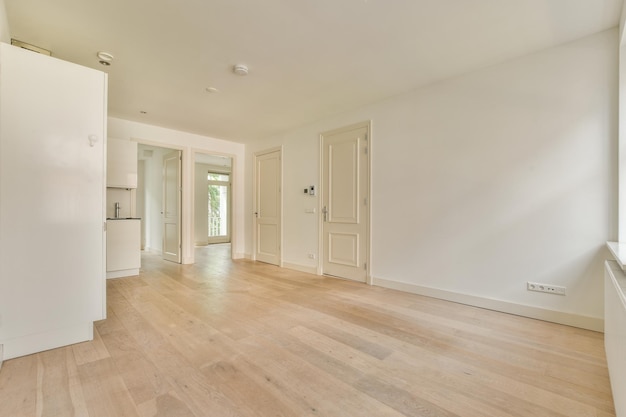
[207,172,230,243]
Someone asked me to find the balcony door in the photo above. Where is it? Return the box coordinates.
[207,172,231,244]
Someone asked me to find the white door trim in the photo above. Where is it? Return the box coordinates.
[133,139,187,260]
[253,146,283,266]
[189,148,238,263]
[318,121,372,284]
[191,150,237,258]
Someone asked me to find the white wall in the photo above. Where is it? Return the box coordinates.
[141,146,167,252]
[0,0,9,44]
[247,29,618,330]
[619,1,626,242]
[137,160,146,249]
[106,188,133,218]
[194,162,210,245]
[108,117,246,263]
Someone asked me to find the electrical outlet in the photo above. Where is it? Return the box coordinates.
[307,253,316,259]
[527,281,566,295]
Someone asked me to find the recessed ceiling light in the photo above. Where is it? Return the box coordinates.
[205,87,219,93]
[233,64,248,76]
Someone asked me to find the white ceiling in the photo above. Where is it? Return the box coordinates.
[4,0,623,143]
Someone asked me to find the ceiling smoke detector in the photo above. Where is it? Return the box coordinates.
[233,64,248,76]
[97,51,114,66]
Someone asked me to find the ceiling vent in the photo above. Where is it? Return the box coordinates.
[11,39,51,56]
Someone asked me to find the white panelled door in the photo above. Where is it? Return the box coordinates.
[322,123,369,282]
[254,149,281,265]
[163,150,182,263]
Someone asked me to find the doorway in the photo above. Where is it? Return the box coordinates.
[320,122,370,282]
[207,172,231,244]
[194,153,232,246]
[137,144,182,263]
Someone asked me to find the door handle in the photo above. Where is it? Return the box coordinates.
[322,206,328,222]
[254,211,259,218]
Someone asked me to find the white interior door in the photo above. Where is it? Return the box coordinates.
[322,124,369,282]
[163,150,182,263]
[254,149,281,265]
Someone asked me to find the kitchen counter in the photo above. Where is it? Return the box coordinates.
[106,218,141,279]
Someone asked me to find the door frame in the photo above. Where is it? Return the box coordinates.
[252,146,283,266]
[134,139,185,260]
[191,150,238,260]
[191,150,234,247]
[134,140,242,264]
[318,121,372,284]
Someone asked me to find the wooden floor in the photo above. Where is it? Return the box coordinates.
[0,244,615,417]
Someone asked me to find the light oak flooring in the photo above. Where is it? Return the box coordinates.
[0,244,615,417]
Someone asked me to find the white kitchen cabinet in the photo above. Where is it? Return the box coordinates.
[0,43,107,360]
[107,137,138,188]
[106,219,141,278]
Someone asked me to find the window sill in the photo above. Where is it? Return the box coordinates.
[606,242,626,271]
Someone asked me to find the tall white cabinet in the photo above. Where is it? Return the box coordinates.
[0,43,107,360]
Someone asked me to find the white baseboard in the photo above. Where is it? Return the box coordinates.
[233,252,250,260]
[373,277,603,332]
[282,262,318,275]
[106,268,139,279]
[2,322,94,360]
[143,247,162,255]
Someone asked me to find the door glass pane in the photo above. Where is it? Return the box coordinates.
[208,173,229,182]
[207,173,229,238]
